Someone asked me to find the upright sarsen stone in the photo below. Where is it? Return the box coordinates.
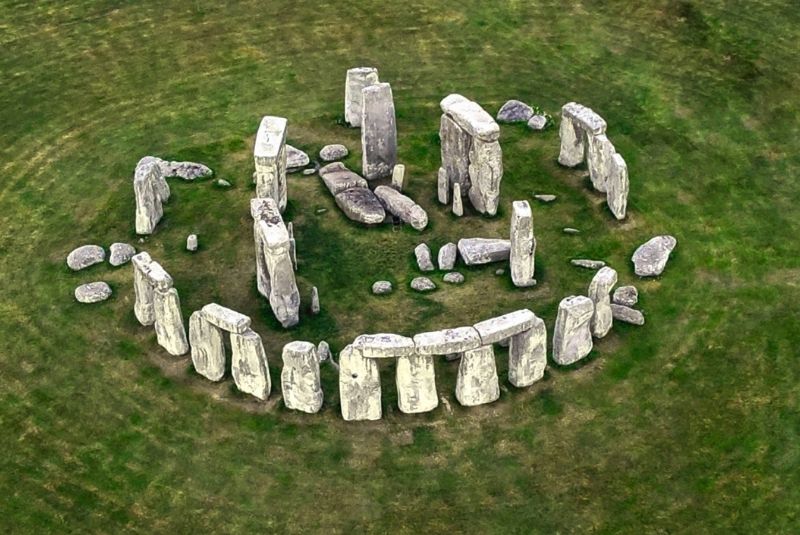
[339,345,382,421]
[396,353,438,414]
[281,341,323,414]
[510,200,536,287]
[189,311,226,381]
[508,316,547,387]
[231,328,271,400]
[552,295,594,365]
[345,67,379,127]
[361,82,397,180]
[587,267,618,338]
[455,345,500,407]
[153,287,189,356]
[254,115,288,212]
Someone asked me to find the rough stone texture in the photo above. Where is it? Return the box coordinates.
[286,144,310,170]
[455,345,500,407]
[508,316,547,387]
[586,134,616,193]
[510,200,536,287]
[414,243,434,271]
[189,311,226,381]
[134,157,166,235]
[321,169,369,196]
[281,341,323,414]
[607,153,629,220]
[374,186,428,230]
[527,115,548,130]
[439,114,471,193]
[74,282,112,303]
[317,341,331,362]
[319,144,348,162]
[361,82,397,180]
[254,115,288,212]
[587,266,618,338]
[354,333,415,358]
[632,235,677,277]
[443,272,465,284]
[67,245,105,271]
[231,328,271,400]
[466,138,503,216]
[534,194,557,203]
[613,286,639,307]
[440,94,500,142]
[437,167,451,204]
[153,287,189,356]
[372,280,393,295]
[158,160,213,181]
[396,353,438,414]
[186,234,198,252]
[310,286,320,315]
[571,259,606,270]
[345,67,379,127]
[452,182,464,216]
[132,252,155,325]
[457,238,511,265]
[497,100,534,123]
[552,295,594,365]
[391,164,405,191]
[437,243,457,271]
[109,243,135,267]
[334,188,386,224]
[414,326,481,355]
[410,277,436,292]
[473,309,536,344]
[339,345,382,421]
[201,303,251,334]
[611,304,645,325]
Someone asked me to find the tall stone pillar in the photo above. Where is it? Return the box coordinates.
[231,328,271,400]
[553,295,595,365]
[396,353,438,414]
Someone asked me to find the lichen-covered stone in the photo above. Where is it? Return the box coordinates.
[153,287,189,356]
[134,157,166,235]
[132,252,155,325]
[587,267,618,338]
[443,272,464,284]
[552,295,594,365]
[391,164,405,191]
[158,160,212,181]
[440,94,500,142]
[455,345,500,407]
[320,169,369,196]
[374,186,428,230]
[510,200,536,287]
[339,345,382,421]
[189,311,226,381]
[334,188,386,224]
[231,328,271,400]
[414,326,481,355]
[74,281,112,303]
[437,167,451,205]
[571,259,606,270]
[437,243,457,271]
[452,182,464,217]
[414,243,435,271]
[527,115,548,130]
[345,67,379,127]
[467,138,503,216]
[361,82,397,180]
[201,303,251,334]
[439,114,471,194]
[372,280,393,295]
[286,144,310,170]
[632,235,677,277]
[281,341,323,414]
[558,102,606,167]
[586,134,616,193]
[457,238,511,265]
[254,115,288,212]
[508,316,547,387]
[396,353,438,414]
[67,245,105,271]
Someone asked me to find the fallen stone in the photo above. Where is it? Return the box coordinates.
[186,234,198,252]
[508,316,547,387]
[201,303,252,334]
[310,286,320,315]
[153,287,189,356]
[189,311,226,381]
[587,266,618,338]
[67,245,105,271]
[455,345,500,406]
[552,295,594,365]
[372,280,393,295]
[442,272,464,284]
[319,161,348,176]
[321,169,369,196]
[457,238,511,265]
[633,235,677,277]
[254,116,288,211]
[510,200,536,287]
[109,243,135,267]
[496,100,534,123]
[319,144,349,162]
[354,333,416,358]
[339,345,381,421]
[414,326,481,355]
[391,164,405,191]
[286,145,310,170]
[361,82,397,180]
[437,243,457,270]
[414,243,435,271]
[527,115,547,130]
[396,353,438,414]
[473,309,536,344]
[334,188,386,224]
[452,182,464,216]
[281,341,323,414]
[231,328,271,400]
[613,285,639,307]
[410,277,436,292]
[345,67,379,127]
[534,194,557,203]
[571,259,606,270]
[74,282,112,303]
[374,186,428,231]
[611,304,645,325]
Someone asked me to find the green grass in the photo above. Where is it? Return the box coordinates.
[2,0,800,532]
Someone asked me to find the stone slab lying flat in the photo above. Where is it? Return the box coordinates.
[354,333,416,358]
[413,326,481,355]
[201,303,252,334]
[473,309,537,345]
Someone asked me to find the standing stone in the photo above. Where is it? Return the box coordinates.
[607,153,629,220]
[67,244,106,271]
[508,317,547,387]
[414,243,435,272]
[612,285,638,307]
[153,287,189,356]
[510,200,536,287]
[281,341,323,414]
[396,353,438,414]
[586,134,616,192]
[455,345,500,407]
[587,267,618,338]
[452,182,464,217]
[109,243,135,267]
[437,242,457,271]
[391,164,405,191]
[552,295,594,365]
[437,168,450,205]
[339,345,382,421]
[134,158,166,235]
[374,186,428,230]
[132,252,155,326]
[632,235,677,277]
[345,67,379,127]
[231,328,271,400]
[466,138,503,216]
[186,234,198,252]
[189,311,226,381]
[254,115,288,212]
[361,82,397,180]
[310,286,320,315]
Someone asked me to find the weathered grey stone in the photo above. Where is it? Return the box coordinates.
[310,286,320,315]
[587,267,618,338]
[159,160,212,181]
[552,295,594,365]
[586,134,616,193]
[441,94,500,142]
[414,326,481,355]
[612,285,639,307]
[339,345,381,421]
[317,341,331,362]
[414,243,435,271]
[391,164,405,191]
[473,309,536,345]
[132,252,155,325]
[321,169,369,196]
[443,272,464,284]
[534,194,556,203]
[345,67,379,127]
[466,138,503,216]
[372,280,393,295]
[374,186,428,231]
[281,341,323,414]
[410,277,436,292]
[134,157,166,235]
[527,115,548,130]
[186,234,198,252]
[452,182,464,216]
[334,188,386,224]
[607,153,629,220]
[508,316,547,387]
[74,281,112,303]
[437,243,457,270]
[396,353,438,414]
[457,238,511,265]
[201,303,251,334]
[109,243,135,267]
[254,115,288,212]
[154,287,189,356]
[571,259,606,270]
[231,328,271,400]
[437,167,451,204]
[439,114,471,193]
[455,345,500,407]
[67,245,105,271]
[632,235,677,277]
[354,333,415,358]
[189,311,226,381]
[510,200,536,287]
[319,144,349,162]
[497,100,534,123]
[361,82,397,180]
[286,144,310,170]
[611,304,645,325]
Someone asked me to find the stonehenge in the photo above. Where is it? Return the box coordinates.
[344,67,379,127]
[281,341,323,413]
[439,94,503,216]
[587,267,618,338]
[509,200,536,287]
[253,115,288,212]
[552,296,594,365]
[361,82,397,180]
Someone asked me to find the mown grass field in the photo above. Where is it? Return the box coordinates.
[1,0,799,532]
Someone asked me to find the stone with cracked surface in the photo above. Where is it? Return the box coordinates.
[413,326,481,355]
[396,353,438,414]
[281,341,323,414]
[510,200,536,287]
[586,134,616,193]
[457,238,511,265]
[587,267,618,338]
[552,295,594,365]
[607,153,629,220]
[320,169,369,196]
[189,311,226,381]
[466,138,503,216]
[455,345,500,407]
[134,157,167,235]
[132,252,155,325]
[439,114,471,194]
[254,115,288,212]
[339,345,382,421]
[632,235,677,277]
[231,328,271,400]
[361,82,397,180]
[334,188,386,224]
[440,94,500,142]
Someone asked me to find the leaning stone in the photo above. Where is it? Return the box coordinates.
[410,277,436,292]
[310,286,320,315]
[443,272,464,284]
[345,67,379,127]
[510,200,536,287]
[132,252,155,325]
[473,309,536,345]
[452,182,464,216]
[339,345,381,421]
[354,333,416,358]
[587,267,618,338]
[286,145,310,170]
[441,94,500,142]
[455,345,500,407]
[67,245,105,271]
[552,295,594,365]
[281,341,323,414]
[189,311,226,381]
[231,328,271,400]
[534,194,556,203]
[457,238,511,265]
[154,287,189,356]
[607,153,629,220]
[611,304,645,325]
[466,138,503,216]
[613,285,639,307]
[496,100,534,123]
[391,164,405,191]
[527,115,548,130]
[317,341,331,362]
[334,188,386,224]
[109,243,135,267]
[571,259,606,270]
[413,326,481,355]
[361,82,397,180]
[438,242,457,270]
[321,169,369,196]
[74,282,112,303]
[186,234,198,252]
[372,280,393,295]
[632,235,677,277]
[414,243,435,271]
[396,353,438,414]
[201,303,251,334]
[319,144,349,162]
[254,115,288,211]
[586,134,616,193]
[374,186,428,230]
[508,316,547,387]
